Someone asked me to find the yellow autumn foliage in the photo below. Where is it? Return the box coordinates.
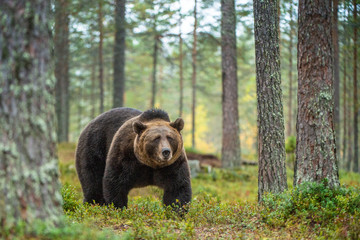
[182,105,216,153]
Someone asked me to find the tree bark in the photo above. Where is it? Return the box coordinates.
[98,0,104,113]
[150,34,158,108]
[353,0,358,173]
[192,0,198,149]
[287,1,294,137]
[78,81,83,134]
[346,87,354,172]
[113,0,126,108]
[333,0,340,165]
[55,0,70,143]
[0,1,62,230]
[179,4,184,117]
[91,45,97,119]
[342,35,347,167]
[294,0,339,187]
[253,0,287,201]
[277,0,281,52]
[345,3,352,171]
[221,0,241,168]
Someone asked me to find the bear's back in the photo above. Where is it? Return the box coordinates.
[76,107,142,163]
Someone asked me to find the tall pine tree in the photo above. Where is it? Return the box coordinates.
[221,0,241,168]
[253,0,287,201]
[113,0,126,108]
[294,0,339,187]
[55,0,70,142]
[0,0,63,229]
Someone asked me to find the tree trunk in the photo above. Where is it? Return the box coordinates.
[192,0,198,149]
[253,0,287,201]
[277,0,281,51]
[179,4,184,117]
[347,114,353,171]
[113,0,126,108]
[98,0,104,113]
[342,36,347,167]
[294,0,339,187]
[150,34,158,108]
[287,1,294,137]
[55,0,70,143]
[333,0,340,165]
[353,0,358,173]
[221,0,241,168]
[0,1,62,230]
[345,3,352,171]
[158,65,164,107]
[91,45,97,119]
[78,81,83,134]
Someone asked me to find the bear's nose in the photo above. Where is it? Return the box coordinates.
[162,148,171,158]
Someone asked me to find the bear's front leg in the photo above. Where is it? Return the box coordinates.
[163,183,192,210]
[161,161,192,211]
[103,163,133,209]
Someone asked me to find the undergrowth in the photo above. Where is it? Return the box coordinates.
[8,144,359,239]
[60,180,360,239]
[261,181,360,238]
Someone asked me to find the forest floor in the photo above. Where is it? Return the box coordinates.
[57,143,360,239]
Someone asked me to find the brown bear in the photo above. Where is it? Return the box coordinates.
[75,108,192,209]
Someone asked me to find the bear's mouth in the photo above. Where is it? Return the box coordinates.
[158,154,172,163]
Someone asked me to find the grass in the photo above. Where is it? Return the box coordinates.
[18,143,360,239]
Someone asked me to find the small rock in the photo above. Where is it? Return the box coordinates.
[188,160,200,178]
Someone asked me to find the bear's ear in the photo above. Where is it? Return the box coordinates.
[133,121,147,135]
[170,118,184,132]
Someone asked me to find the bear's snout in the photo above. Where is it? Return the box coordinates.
[162,148,171,159]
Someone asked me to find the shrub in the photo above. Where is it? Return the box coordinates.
[261,180,360,228]
[61,184,80,212]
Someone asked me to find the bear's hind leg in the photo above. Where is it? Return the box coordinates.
[82,176,105,204]
[76,156,106,205]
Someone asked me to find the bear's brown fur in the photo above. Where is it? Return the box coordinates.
[75,108,192,209]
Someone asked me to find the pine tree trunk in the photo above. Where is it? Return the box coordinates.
[221,0,241,168]
[91,46,97,119]
[277,0,281,51]
[287,1,294,137]
[158,65,164,107]
[253,0,287,201]
[0,1,62,230]
[55,0,70,143]
[192,0,198,149]
[294,0,339,187]
[346,4,353,172]
[333,0,340,165]
[98,0,104,113]
[353,0,358,173]
[342,38,347,166]
[179,4,184,117]
[151,34,158,109]
[347,115,353,171]
[78,82,83,134]
[113,0,126,108]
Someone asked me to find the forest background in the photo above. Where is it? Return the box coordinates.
[63,0,281,157]
[59,0,358,173]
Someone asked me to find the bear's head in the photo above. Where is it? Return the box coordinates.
[133,118,184,169]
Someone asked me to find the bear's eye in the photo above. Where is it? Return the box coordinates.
[167,136,174,141]
[153,136,161,141]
